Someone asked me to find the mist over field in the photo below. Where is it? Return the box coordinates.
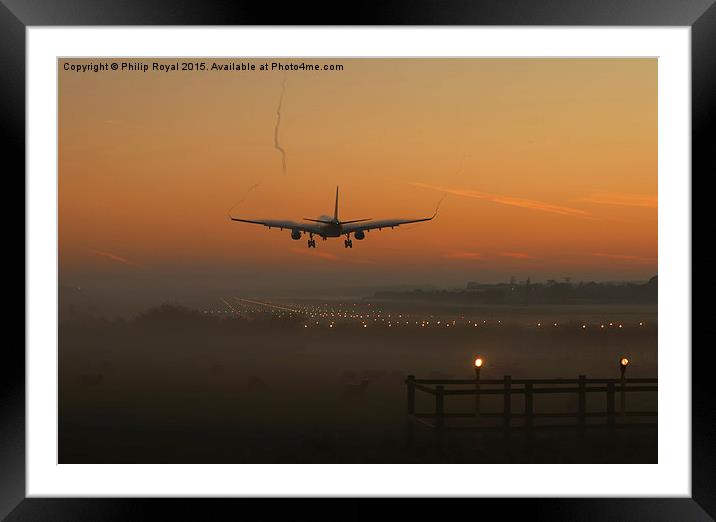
[59,286,657,464]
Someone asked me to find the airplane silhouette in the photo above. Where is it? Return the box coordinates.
[229,186,437,248]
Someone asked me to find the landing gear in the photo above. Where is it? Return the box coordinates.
[308,234,316,248]
[344,237,353,248]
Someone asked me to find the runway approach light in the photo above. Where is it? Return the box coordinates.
[474,357,484,368]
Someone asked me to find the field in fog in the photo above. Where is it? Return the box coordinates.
[59,300,657,463]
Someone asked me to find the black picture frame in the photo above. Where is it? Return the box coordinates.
[5,1,712,519]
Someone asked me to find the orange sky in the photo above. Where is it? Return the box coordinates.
[59,58,657,292]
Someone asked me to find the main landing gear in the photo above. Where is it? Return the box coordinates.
[344,235,353,248]
[307,233,316,248]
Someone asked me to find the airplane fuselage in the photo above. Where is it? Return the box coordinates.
[312,221,342,238]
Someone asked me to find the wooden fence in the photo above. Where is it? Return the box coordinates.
[405,375,657,434]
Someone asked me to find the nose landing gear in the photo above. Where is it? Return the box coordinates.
[308,234,316,248]
[344,237,353,248]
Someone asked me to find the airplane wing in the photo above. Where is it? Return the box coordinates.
[341,215,435,233]
[229,217,324,235]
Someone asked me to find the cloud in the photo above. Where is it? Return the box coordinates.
[87,249,144,269]
[444,251,483,260]
[577,193,657,208]
[499,252,534,259]
[591,253,656,263]
[411,182,591,217]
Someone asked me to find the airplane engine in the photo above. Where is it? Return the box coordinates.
[290,229,302,240]
[354,230,366,240]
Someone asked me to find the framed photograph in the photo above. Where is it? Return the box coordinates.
[6,0,712,519]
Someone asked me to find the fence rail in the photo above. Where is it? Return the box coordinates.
[405,374,657,433]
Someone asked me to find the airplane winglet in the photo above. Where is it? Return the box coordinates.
[431,194,447,219]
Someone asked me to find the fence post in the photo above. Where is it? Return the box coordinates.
[607,382,615,430]
[503,375,512,437]
[406,375,415,415]
[578,374,586,436]
[525,382,533,438]
[435,385,445,431]
[474,373,481,419]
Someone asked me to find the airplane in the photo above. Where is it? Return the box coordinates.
[229,186,437,248]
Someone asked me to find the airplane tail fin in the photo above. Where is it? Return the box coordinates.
[334,186,339,222]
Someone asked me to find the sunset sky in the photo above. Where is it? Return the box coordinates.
[59,58,657,296]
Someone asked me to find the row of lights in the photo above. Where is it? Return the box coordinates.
[537,321,645,328]
[216,299,649,332]
[300,321,647,329]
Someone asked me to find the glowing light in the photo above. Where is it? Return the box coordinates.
[582,324,586,329]
[639,322,644,326]
[620,357,630,367]
[618,324,623,328]
[474,357,483,368]
[537,323,542,327]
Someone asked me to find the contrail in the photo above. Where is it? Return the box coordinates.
[227,80,287,217]
[274,79,288,175]
[227,182,261,218]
